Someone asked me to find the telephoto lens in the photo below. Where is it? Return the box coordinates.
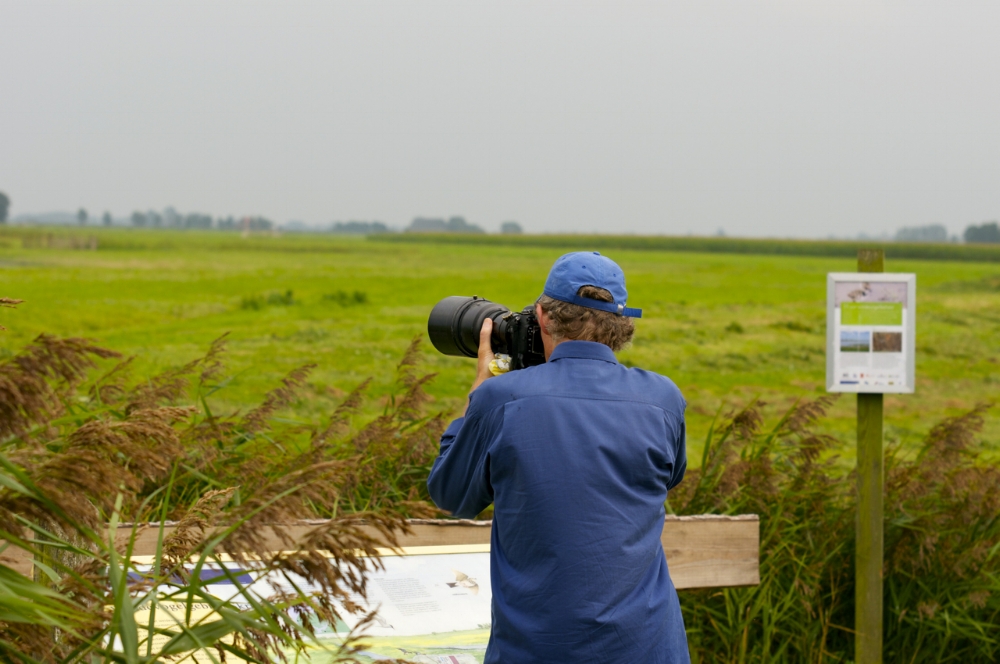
[427,296,509,358]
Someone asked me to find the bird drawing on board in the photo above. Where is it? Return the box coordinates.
[446,569,479,595]
[846,283,872,301]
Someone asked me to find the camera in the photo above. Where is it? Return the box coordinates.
[428,296,545,371]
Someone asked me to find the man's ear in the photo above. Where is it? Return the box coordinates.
[535,303,549,336]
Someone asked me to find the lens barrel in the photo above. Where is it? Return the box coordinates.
[427,296,510,358]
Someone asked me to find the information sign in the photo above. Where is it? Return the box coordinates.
[128,546,492,663]
[826,273,916,393]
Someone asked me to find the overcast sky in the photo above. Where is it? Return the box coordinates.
[1,1,998,237]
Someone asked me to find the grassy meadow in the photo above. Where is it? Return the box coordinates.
[1,226,998,459]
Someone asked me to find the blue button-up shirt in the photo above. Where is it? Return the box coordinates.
[428,340,689,663]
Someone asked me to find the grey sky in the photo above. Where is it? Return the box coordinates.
[1,1,998,237]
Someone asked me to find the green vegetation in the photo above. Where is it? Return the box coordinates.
[1,226,997,454]
[673,398,1000,663]
[240,289,298,310]
[322,290,369,307]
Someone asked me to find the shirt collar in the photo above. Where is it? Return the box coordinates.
[547,340,619,364]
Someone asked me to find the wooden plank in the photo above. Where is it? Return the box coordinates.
[1,534,33,578]
[856,247,885,664]
[4,514,759,590]
[662,515,760,589]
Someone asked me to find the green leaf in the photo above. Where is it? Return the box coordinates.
[0,565,81,627]
[157,617,242,657]
[107,496,140,664]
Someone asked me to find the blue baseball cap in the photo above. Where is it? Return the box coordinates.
[541,251,642,318]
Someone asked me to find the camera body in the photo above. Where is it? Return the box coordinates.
[428,296,545,371]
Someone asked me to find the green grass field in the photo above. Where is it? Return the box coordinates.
[2,227,998,460]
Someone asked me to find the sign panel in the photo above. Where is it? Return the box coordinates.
[826,273,916,393]
[128,547,493,663]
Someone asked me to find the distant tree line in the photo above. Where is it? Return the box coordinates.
[964,221,1000,244]
[0,196,529,235]
[406,216,485,234]
[894,224,947,243]
[330,221,390,234]
[127,208,274,231]
[328,216,522,235]
[5,190,1000,243]
[892,222,1000,244]
[118,210,520,235]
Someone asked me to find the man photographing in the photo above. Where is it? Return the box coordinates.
[427,251,689,663]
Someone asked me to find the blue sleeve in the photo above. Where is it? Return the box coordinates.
[426,392,502,518]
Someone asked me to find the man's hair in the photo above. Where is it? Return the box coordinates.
[537,285,635,351]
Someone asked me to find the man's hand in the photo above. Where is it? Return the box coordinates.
[470,318,495,394]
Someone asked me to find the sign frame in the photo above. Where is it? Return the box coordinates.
[826,272,916,394]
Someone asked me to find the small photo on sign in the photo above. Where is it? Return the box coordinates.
[872,332,902,353]
[840,330,870,352]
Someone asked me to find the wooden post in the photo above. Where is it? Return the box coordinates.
[856,248,884,664]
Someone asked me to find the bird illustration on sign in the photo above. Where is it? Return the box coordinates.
[446,569,479,595]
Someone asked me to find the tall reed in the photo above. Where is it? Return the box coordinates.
[0,328,446,662]
[671,397,1000,663]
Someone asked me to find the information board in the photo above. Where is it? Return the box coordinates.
[826,273,916,393]
[129,547,492,663]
